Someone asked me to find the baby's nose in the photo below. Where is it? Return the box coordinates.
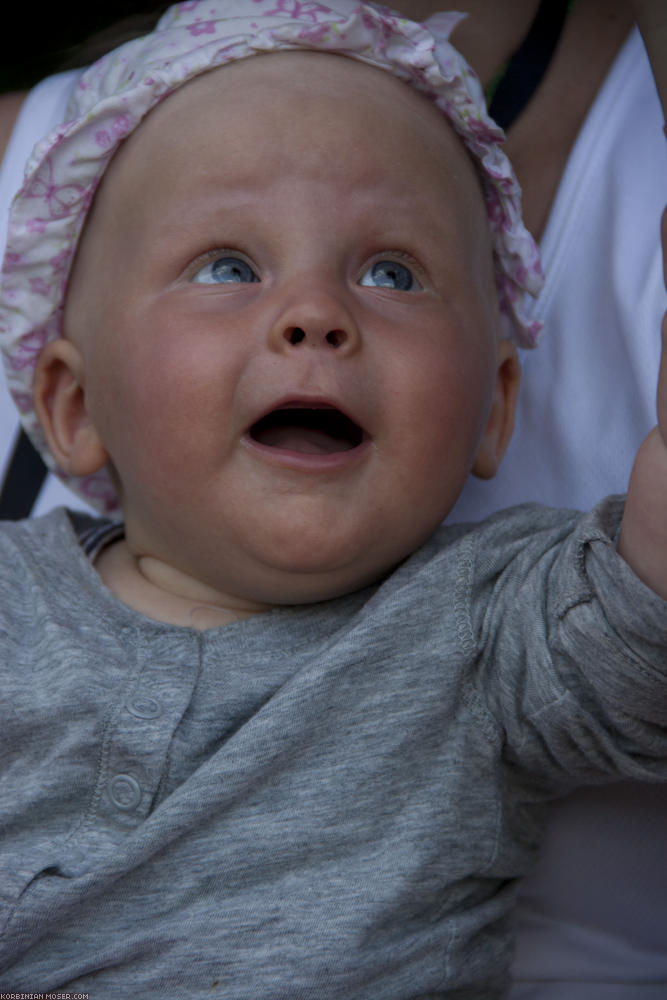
[268,288,361,355]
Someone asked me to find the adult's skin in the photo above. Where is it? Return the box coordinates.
[0,91,25,162]
[633,0,667,108]
[444,0,635,240]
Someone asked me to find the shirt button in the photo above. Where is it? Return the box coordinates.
[108,773,142,811]
[126,695,162,719]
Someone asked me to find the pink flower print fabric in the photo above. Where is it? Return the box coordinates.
[0,0,543,514]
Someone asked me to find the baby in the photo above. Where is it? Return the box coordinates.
[1,2,666,997]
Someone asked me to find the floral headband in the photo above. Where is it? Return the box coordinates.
[0,0,543,515]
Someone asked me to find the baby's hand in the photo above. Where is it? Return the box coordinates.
[634,2,667,449]
[616,0,667,595]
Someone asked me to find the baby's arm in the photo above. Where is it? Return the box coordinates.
[618,209,667,598]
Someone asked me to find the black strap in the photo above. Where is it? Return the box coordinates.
[0,428,48,519]
[489,0,570,130]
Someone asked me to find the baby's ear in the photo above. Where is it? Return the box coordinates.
[33,338,109,477]
[471,338,521,480]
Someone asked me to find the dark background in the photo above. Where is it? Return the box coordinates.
[1,3,169,91]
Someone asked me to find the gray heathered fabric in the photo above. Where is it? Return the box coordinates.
[1,498,667,998]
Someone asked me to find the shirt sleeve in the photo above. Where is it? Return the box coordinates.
[466,496,667,793]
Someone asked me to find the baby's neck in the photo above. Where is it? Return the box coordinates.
[95,538,272,629]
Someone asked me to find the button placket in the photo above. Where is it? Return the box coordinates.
[101,638,201,824]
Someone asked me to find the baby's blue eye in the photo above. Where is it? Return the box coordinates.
[192,256,258,284]
[360,260,415,291]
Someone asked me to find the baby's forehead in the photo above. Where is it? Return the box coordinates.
[111,51,484,214]
[146,54,463,139]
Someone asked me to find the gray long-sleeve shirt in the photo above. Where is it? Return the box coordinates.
[2,498,667,998]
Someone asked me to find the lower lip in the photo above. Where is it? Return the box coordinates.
[241,434,372,472]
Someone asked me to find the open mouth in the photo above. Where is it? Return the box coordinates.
[249,406,365,455]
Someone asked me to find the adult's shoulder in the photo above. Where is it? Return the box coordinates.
[0,91,27,163]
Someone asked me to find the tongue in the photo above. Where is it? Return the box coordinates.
[257,423,353,454]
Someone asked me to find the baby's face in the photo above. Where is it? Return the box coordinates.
[63,52,512,607]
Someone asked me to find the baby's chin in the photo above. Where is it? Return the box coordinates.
[111,468,457,622]
[203,552,403,611]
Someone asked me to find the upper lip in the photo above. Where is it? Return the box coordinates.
[251,394,354,419]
